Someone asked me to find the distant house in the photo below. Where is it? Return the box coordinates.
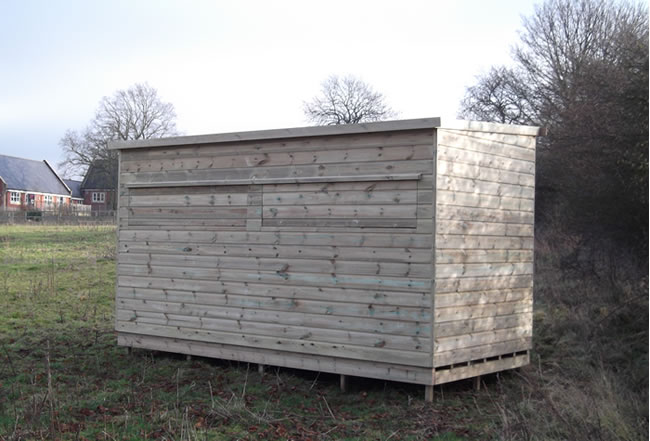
[81,164,116,211]
[0,154,72,211]
[63,179,84,205]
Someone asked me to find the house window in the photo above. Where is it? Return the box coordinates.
[92,192,105,203]
[45,195,53,205]
[10,192,20,203]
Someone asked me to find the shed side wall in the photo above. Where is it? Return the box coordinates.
[115,130,436,369]
[433,129,535,368]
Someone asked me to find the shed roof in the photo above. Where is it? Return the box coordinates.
[0,155,70,195]
[108,118,542,151]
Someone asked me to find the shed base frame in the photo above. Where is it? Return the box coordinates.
[117,333,529,388]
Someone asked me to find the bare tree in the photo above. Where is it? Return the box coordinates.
[59,83,179,188]
[459,0,648,240]
[303,75,397,125]
[459,66,537,125]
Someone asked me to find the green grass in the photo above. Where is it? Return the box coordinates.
[0,224,646,440]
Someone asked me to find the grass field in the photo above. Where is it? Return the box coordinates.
[0,225,646,440]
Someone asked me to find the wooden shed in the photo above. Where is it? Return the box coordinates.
[109,118,541,400]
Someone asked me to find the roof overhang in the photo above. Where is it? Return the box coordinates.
[108,117,543,151]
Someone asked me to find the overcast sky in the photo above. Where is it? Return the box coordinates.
[0,0,542,177]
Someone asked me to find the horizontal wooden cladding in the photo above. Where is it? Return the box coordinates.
[115,288,429,337]
[435,275,533,294]
[118,230,434,249]
[436,249,533,264]
[119,160,433,186]
[435,288,532,308]
[118,275,431,308]
[437,130,536,160]
[118,253,433,278]
[115,310,428,354]
[262,218,417,229]
[263,178,427,193]
[437,220,533,237]
[434,338,531,367]
[125,194,247,207]
[119,130,435,161]
[120,241,432,263]
[437,175,534,199]
[117,334,436,385]
[437,160,534,187]
[435,262,533,279]
[115,292,429,337]
[436,235,533,250]
[434,353,528,385]
[438,145,534,175]
[116,321,432,367]
[437,206,533,225]
[262,189,424,206]
[262,205,419,219]
[121,144,433,173]
[434,312,532,339]
[437,190,534,212]
[435,298,532,323]
[118,264,432,292]
[434,324,532,352]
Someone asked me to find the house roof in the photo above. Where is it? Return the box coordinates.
[81,163,114,190]
[0,154,70,195]
[64,179,83,198]
[107,118,543,151]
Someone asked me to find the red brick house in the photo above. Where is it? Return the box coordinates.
[0,154,72,211]
[80,163,116,211]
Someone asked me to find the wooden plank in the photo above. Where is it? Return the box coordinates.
[118,229,434,248]
[262,189,419,205]
[118,129,436,160]
[117,288,430,322]
[437,190,534,212]
[436,205,533,225]
[435,274,533,294]
[117,264,432,292]
[117,275,431,308]
[434,338,531,367]
[438,146,535,175]
[115,321,433,367]
[117,253,432,278]
[262,218,418,229]
[435,262,533,279]
[246,184,262,232]
[434,326,532,352]
[436,220,533,237]
[116,293,430,338]
[120,160,433,186]
[121,145,433,173]
[434,299,533,323]
[115,310,429,352]
[437,160,534,187]
[435,288,532,308]
[119,241,433,263]
[437,130,536,160]
[123,206,249,218]
[126,193,248,207]
[435,312,533,338]
[259,218,434,234]
[437,175,535,199]
[264,178,424,193]
[435,235,534,250]
[434,353,529,385]
[435,249,533,264]
[262,204,418,219]
[128,218,247,227]
[117,333,436,385]
[129,185,249,195]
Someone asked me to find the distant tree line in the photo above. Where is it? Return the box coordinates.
[459,0,648,245]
